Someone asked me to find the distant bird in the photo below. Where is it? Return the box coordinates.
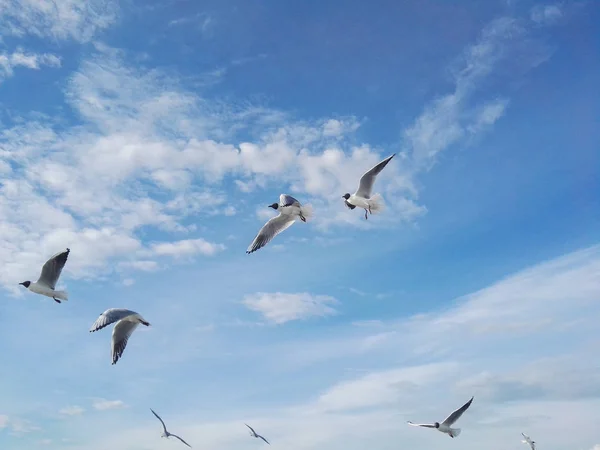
[522,432,536,450]
[342,153,395,220]
[89,309,150,365]
[407,396,474,438]
[245,424,270,445]
[150,408,191,448]
[246,194,313,254]
[19,248,70,303]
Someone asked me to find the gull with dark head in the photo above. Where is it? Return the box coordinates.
[150,408,191,448]
[245,424,270,445]
[89,308,150,365]
[19,248,70,303]
[407,396,474,438]
[342,153,395,220]
[246,194,313,254]
[522,432,536,450]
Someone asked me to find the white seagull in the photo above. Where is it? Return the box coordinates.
[522,432,536,450]
[19,248,70,303]
[246,194,313,254]
[89,308,150,365]
[342,153,395,220]
[245,424,270,445]
[150,408,192,448]
[407,396,474,438]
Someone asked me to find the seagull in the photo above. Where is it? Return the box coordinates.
[245,424,270,445]
[19,248,70,303]
[150,408,191,448]
[342,153,395,220]
[246,194,313,254]
[407,396,474,438]
[89,308,150,365]
[522,432,536,450]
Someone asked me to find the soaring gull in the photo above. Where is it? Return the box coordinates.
[522,432,536,450]
[150,408,192,448]
[407,396,474,438]
[19,248,70,303]
[89,308,150,365]
[245,424,270,445]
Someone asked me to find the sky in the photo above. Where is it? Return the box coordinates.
[0,0,599,449]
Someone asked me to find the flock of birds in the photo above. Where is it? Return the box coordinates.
[14,153,539,448]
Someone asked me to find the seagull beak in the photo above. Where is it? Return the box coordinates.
[18,282,25,286]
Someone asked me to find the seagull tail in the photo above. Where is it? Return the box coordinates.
[451,428,461,438]
[54,290,69,301]
[367,193,386,214]
[299,203,314,222]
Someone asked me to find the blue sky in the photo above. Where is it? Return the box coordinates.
[0,0,599,449]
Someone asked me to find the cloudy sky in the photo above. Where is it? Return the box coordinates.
[0,0,599,449]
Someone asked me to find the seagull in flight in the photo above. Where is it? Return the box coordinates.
[245,424,270,445]
[19,248,70,303]
[89,308,150,365]
[342,153,395,220]
[521,432,536,450]
[407,396,474,438]
[246,194,313,254]
[150,408,191,448]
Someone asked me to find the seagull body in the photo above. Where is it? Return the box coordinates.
[245,424,270,445]
[342,154,395,220]
[19,248,70,303]
[522,432,536,450]
[407,396,474,438]
[246,194,313,254]
[150,408,191,447]
[89,308,150,365]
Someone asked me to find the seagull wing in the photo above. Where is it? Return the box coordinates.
[111,320,140,365]
[37,248,70,289]
[89,309,137,332]
[441,396,474,426]
[246,213,296,254]
[407,421,436,428]
[245,424,256,435]
[279,194,300,208]
[150,408,168,435]
[170,433,192,448]
[257,434,270,445]
[355,154,395,198]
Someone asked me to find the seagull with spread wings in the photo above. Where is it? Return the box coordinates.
[521,432,536,450]
[150,408,191,448]
[246,194,313,254]
[19,248,70,303]
[407,396,474,438]
[89,308,150,365]
[245,424,270,445]
[342,153,395,220]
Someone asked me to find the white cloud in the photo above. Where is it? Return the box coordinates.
[0,50,61,82]
[151,239,226,258]
[0,414,8,428]
[92,399,126,411]
[531,4,563,25]
[59,405,85,416]
[243,292,339,324]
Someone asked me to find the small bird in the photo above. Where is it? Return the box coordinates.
[150,408,191,448]
[521,432,536,450]
[89,308,150,365]
[19,248,70,303]
[342,153,395,220]
[245,424,270,445]
[407,396,474,438]
[246,194,313,254]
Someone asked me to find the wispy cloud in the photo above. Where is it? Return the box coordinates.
[58,405,85,416]
[242,292,339,324]
[531,4,563,25]
[150,239,226,258]
[92,399,126,411]
[0,50,60,82]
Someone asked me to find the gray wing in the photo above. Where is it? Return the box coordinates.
[37,248,70,289]
[170,433,192,448]
[246,214,296,254]
[355,154,395,198]
[257,434,270,445]
[442,396,474,426]
[150,408,168,435]
[245,423,256,435]
[89,309,137,332]
[407,421,436,428]
[111,320,140,365]
[279,194,300,207]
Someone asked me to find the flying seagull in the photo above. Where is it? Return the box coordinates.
[246,194,313,254]
[342,153,395,220]
[19,248,70,303]
[245,424,270,445]
[522,432,536,450]
[89,308,150,365]
[150,408,191,448]
[407,396,474,438]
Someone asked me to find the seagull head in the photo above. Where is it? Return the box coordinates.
[434,422,440,428]
[268,203,279,210]
[19,281,31,288]
[342,193,350,199]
